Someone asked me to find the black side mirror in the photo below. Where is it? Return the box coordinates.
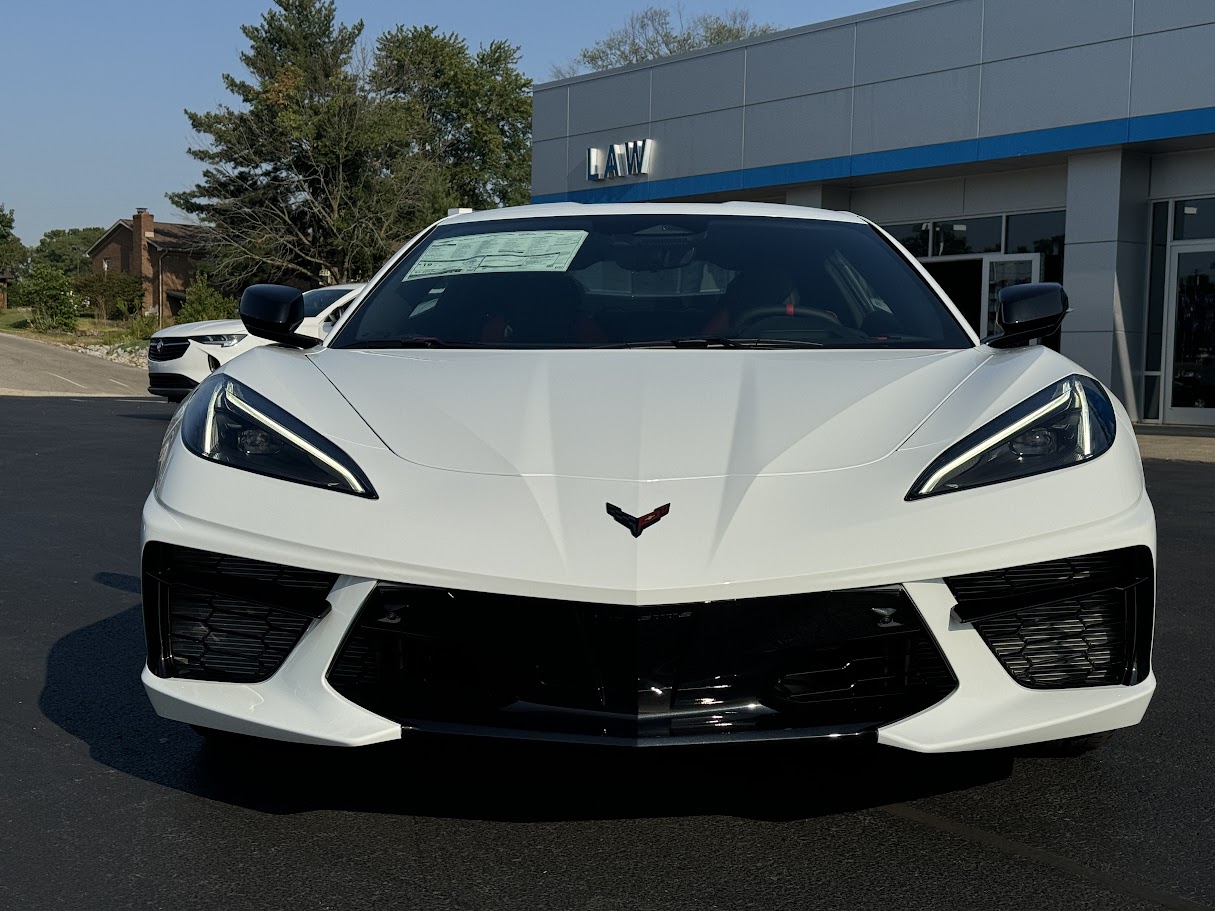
[239,284,320,349]
[985,282,1069,349]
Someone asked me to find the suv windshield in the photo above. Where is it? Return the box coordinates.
[302,286,354,318]
[331,214,972,350]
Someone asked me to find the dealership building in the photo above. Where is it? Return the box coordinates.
[530,0,1215,425]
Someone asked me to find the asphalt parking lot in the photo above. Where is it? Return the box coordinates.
[2,385,1213,911]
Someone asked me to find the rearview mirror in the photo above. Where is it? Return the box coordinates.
[985,282,1069,349]
[239,285,320,349]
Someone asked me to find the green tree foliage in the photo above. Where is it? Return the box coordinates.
[11,264,76,332]
[30,227,105,278]
[74,270,146,321]
[170,0,445,288]
[0,205,27,277]
[372,26,532,209]
[551,4,777,77]
[174,275,239,324]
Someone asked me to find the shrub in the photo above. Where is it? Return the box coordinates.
[175,275,238,324]
[74,270,145,320]
[11,264,76,333]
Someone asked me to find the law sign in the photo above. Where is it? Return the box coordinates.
[586,139,653,182]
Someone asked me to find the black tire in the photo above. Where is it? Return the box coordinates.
[1035,730,1116,757]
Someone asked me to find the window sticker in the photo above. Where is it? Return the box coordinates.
[405,231,588,279]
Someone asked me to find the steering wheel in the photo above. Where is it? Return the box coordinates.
[729,305,868,339]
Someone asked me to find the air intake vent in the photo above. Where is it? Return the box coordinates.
[142,543,338,683]
[946,547,1152,689]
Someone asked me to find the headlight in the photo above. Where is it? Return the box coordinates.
[181,375,376,498]
[190,334,246,347]
[907,375,1116,499]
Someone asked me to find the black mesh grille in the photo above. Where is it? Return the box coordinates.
[148,339,191,361]
[143,543,338,683]
[328,584,956,744]
[147,373,198,390]
[946,547,1152,690]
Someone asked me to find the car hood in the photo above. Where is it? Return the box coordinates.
[310,348,988,480]
[154,319,245,339]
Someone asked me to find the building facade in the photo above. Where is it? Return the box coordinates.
[86,209,209,319]
[531,0,1215,425]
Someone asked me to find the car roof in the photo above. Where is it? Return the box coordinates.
[440,202,867,227]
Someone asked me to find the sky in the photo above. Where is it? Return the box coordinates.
[0,0,893,245]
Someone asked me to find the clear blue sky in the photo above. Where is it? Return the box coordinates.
[0,0,892,245]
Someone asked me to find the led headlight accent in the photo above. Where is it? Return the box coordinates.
[182,375,376,497]
[908,375,1116,499]
[190,333,246,347]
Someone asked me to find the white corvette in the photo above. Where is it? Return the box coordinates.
[146,284,363,401]
[141,203,1155,754]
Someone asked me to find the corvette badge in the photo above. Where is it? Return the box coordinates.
[606,502,670,538]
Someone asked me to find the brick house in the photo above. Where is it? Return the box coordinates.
[86,209,210,318]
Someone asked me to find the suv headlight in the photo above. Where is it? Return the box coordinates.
[181,375,376,497]
[907,375,1116,499]
[190,333,246,347]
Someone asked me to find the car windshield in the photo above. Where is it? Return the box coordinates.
[330,214,973,350]
[302,286,353,318]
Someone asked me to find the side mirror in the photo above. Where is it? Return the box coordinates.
[985,282,1069,349]
[239,284,320,349]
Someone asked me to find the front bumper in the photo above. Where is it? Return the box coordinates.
[141,488,1157,751]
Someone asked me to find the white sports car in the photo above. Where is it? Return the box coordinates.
[146,284,363,401]
[141,203,1155,754]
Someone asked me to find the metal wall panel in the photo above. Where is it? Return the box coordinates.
[648,108,745,180]
[1064,151,1126,244]
[1131,24,1215,117]
[742,90,853,169]
[853,0,982,84]
[651,50,745,119]
[962,167,1068,214]
[1133,0,1215,34]
[744,26,855,105]
[531,88,568,143]
[978,41,1132,137]
[531,139,568,196]
[852,67,980,154]
[982,0,1133,62]
[849,178,967,223]
[567,70,650,135]
[1150,150,1215,199]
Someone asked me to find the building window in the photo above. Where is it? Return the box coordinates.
[881,223,929,257]
[931,217,1002,255]
[1173,197,1215,240]
[1005,210,1066,283]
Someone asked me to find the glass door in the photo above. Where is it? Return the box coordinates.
[1164,245,1215,425]
[981,253,1040,338]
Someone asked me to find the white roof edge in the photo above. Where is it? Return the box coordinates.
[534,0,958,90]
[440,202,865,224]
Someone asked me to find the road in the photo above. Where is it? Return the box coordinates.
[0,331,148,397]
[0,393,1212,910]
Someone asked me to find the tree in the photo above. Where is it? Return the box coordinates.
[30,227,105,278]
[0,205,26,277]
[11,264,76,332]
[174,275,239,324]
[372,26,532,210]
[551,4,777,78]
[170,0,439,289]
[74,270,145,321]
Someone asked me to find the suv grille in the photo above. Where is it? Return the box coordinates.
[142,543,338,683]
[946,547,1152,689]
[328,584,956,744]
[148,339,191,361]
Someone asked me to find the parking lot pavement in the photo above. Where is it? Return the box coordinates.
[0,332,149,396]
[1,394,1213,911]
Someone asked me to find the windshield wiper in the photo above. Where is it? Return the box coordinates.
[341,337,481,349]
[596,337,823,349]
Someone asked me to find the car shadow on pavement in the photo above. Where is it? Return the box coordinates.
[41,599,1017,823]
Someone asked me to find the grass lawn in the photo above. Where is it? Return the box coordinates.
[0,308,150,350]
